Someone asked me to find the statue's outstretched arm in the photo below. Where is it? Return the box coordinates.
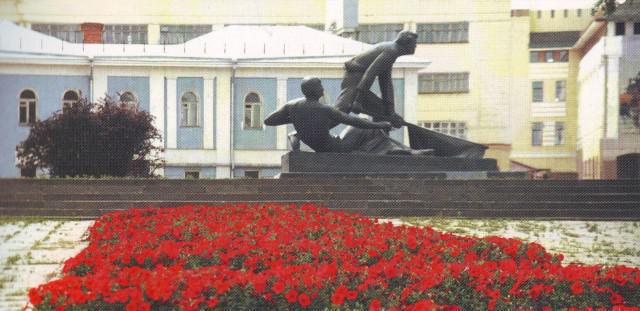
[264,104,291,126]
[326,106,391,130]
[357,51,395,92]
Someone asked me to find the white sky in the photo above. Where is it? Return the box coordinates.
[512,0,598,9]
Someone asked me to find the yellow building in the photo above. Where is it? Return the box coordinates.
[509,7,593,178]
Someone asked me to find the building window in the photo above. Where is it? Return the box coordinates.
[416,22,469,44]
[244,92,263,129]
[181,92,199,127]
[160,25,212,44]
[418,121,467,139]
[591,8,596,16]
[31,24,83,43]
[555,122,565,145]
[634,23,640,35]
[19,89,37,125]
[185,171,200,179]
[615,22,626,36]
[537,10,542,18]
[20,167,36,178]
[530,50,568,63]
[550,10,555,18]
[532,81,544,102]
[555,80,567,102]
[119,91,139,109]
[532,122,543,146]
[418,73,469,94]
[564,9,569,18]
[577,9,582,17]
[102,25,147,44]
[244,170,259,178]
[62,90,80,109]
[355,24,404,44]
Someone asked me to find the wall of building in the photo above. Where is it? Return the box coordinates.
[107,76,150,111]
[577,38,606,178]
[0,73,90,177]
[176,77,204,149]
[529,8,593,32]
[233,77,278,150]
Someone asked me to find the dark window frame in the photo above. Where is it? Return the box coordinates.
[532,122,544,146]
[532,81,544,103]
[102,24,148,44]
[416,22,469,44]
[355,24,404,44]
[160,24,213,44]
[418,72,470,94]
[615,22,626,36]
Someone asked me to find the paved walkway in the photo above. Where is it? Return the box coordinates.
[0,220,92,310]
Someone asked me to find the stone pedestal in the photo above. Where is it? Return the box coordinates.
[281,151,500,176]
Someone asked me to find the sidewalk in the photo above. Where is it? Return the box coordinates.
[0,220,93,310]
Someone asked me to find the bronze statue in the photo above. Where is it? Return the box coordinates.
[266,31,488,158]
[265,77,429,154]
[334,30,417,128]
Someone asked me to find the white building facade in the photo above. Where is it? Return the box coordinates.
[0,21,429,178]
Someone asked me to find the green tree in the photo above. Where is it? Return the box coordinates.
[16,95,164,177]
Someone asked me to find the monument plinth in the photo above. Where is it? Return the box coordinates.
[280,151,507,179]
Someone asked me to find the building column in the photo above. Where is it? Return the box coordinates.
[148,24,161,44]
[92,69,108,103]
[276,77,288,150]
[203,78,215,149]
[606,55,620,139]
[216,74,232,178]
[149,70,165,142]
[166,77,177,149]
[403,69,418,142]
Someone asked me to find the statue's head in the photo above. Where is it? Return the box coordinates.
[395,31,417,55]
[301,77,324,101]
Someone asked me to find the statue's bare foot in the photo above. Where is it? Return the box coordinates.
[288,132,301,151]
[386,149,434,156]
[410,149,434,156]
[385,149,412,155]
[351,101,364,114]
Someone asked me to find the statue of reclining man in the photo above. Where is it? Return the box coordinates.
[264,77,432,155]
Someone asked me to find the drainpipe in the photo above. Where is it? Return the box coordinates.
[603,38,608,139]
[230,58,237,178]
[89,57,94,101]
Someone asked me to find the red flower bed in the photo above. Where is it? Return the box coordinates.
[29,204,640,310]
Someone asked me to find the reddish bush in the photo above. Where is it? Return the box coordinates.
[29,204,640,310]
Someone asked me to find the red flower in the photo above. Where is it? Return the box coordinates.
[272,281,285,294]
[331,285,348,305]
[570,281,584,295]
[25,204,640,310]
[298,292,311,307]
[285,289,298,303]
[369,299,382,311]
[610,292,624,305]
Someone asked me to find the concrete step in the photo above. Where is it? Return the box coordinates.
[2,200,638,219]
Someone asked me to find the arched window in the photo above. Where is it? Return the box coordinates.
[62,89,80,109]
[19,89,37,125]
[244,92,262,129]
[181,91,199,127]
[119,91,138,109]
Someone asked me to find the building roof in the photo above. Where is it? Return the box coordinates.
[529,31,582,49]
[604,0,640,22]
[0,21,429,68]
